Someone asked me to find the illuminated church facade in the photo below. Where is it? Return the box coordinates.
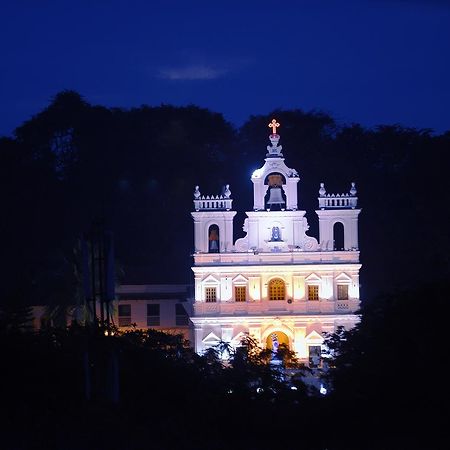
[190,120,361,363]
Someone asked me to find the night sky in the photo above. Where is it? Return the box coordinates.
[1,0,450,136]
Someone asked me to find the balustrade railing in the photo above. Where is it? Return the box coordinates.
[193,185,233,211]
[193,195,233,211]
[194,299,359,315]
[318,182,358,209]
[318,194,358,209]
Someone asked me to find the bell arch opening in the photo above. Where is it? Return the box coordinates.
[333,221,345,250]
[264,173,286,211]
[208,224,220,253]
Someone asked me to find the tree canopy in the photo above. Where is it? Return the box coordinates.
[1,90,448,307]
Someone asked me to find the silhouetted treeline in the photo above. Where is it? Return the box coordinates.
[1,90,449,308]
[1,282,445,450]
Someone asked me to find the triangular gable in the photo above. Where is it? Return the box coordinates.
[231,331,246,345]
[305,330,324,343]
[202,332,220,343]
[203,274,220,284]
[335,272,352,282]
[305,273,321,282]
[232,274,248,283]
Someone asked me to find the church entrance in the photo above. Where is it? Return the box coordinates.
[266,331,290,351]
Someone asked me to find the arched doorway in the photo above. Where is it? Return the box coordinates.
[333,222,344,250]
[266,330,290,351]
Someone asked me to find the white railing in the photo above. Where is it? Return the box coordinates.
[318,194,358,209]
[193,250,360,265]
[193,299,360,316]
[194,195,233,211]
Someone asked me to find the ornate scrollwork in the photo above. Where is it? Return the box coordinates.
[302,236,319,252]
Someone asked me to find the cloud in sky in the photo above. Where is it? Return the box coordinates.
[158,64,226,81]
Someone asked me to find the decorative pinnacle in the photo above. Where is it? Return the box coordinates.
[319,182,326,197]
[268,119,280,135]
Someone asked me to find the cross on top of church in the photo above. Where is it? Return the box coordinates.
[269,119,280,135]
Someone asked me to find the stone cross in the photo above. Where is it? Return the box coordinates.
[268,119,280,134]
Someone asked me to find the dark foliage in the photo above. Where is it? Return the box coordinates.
[0,92,448,449]
[0,325,324,450]
[1,91,448,307]
[322,281,449,449]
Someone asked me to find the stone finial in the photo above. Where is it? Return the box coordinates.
[266,135,283,157]
[194,185,201,199]
[350,182,357,196]
[223,184,231,198]
[319,182,326,197]
[269,134,280,146]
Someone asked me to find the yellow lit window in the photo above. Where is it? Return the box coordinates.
[337,285,349,300]
[205,287,217,303]
[269,278,285,301]
[235,286,246,302]
[308,285,319,301]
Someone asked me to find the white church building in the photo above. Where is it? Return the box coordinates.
[190,120,361,363]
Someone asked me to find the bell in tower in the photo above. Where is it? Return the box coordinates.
[266,174,286,211]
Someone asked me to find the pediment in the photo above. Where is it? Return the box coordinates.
[305,273,321,282]
[203,274,220,284]
[335,272,352,282]
[305,330,324,343]
[202,332,220,343]
[232,274,248,284]
[231,331,246,345]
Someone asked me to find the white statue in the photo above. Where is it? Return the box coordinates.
[223,184,231,198]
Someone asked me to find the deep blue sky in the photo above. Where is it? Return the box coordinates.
[1,0,450,136]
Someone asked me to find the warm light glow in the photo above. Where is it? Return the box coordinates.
[268,119,280,134]
[266,330,289,350]
[321,283,333,299]
[250,278,261,300]
[349,281,359,298]
[293,276,304,300]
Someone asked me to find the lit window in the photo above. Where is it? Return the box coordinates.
[118,304,132,327]
[269,278,285,301]
[147,304,160,326]
[235,286,246,302]
[337,284,349,300]
[205,287,217,303]
[308,285,319,301]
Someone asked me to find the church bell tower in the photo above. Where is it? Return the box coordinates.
[190,119,362,364]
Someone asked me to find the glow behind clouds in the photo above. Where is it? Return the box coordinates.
[1,0,450,135]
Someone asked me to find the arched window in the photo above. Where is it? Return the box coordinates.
[208,225,219,253]
[333,222,345,251]
[269,278,285,301]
